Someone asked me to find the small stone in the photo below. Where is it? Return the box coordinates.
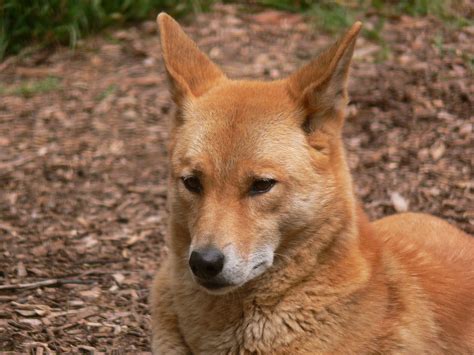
[417,148,430,161]
[459,123,472,136]
[390,192,409,212]
[143,57,156,67]
[142,21,157,34]
[269,68,280,79]
[209,47,222,59]
[430,142,446,161]
[123,109,137,120]
[432,99,444,108]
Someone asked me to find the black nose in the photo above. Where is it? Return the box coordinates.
[189,247,225,280]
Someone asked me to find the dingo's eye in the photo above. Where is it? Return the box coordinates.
[250,178,276,196]
[181,176,202,193]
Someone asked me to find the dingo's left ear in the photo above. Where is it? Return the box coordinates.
[157,13,225,105]
[287,22,362,132]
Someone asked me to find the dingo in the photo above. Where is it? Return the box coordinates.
[150,13,474,354]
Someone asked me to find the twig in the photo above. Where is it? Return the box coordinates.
[0,155,40,180]
[0,155,38,173]
[0,145,58,178]
[0,222,17,234]
[73,257,128,265]
[0,278,93,291]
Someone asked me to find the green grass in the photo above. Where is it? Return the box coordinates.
[463,54,474,73]
[0,76,61,97]
[253,0,313,12]
[396,0,450,17]
[96,84,118,101]
[433,33,445,55]
[372,0,473,27]
[310,2,355,34]
[0,0,214,60]
[256,0,473,33]
[256,0,471,64]
[1,0,472,61]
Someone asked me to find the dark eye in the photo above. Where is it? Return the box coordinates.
[181,176,202,194]
[249,178,277,196]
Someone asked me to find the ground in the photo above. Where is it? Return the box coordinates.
[0,4,472,353]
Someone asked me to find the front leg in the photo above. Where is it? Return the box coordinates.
[150,261,191,354]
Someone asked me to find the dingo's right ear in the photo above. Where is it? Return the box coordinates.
[157,13,225,105]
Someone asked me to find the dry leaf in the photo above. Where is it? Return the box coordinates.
[79,288,101,299]
[16,309,37,317]
[113,273,125,285]
[19,318,42,327]
[17,261,27,278]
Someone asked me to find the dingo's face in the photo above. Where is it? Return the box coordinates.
[158,14,361,294]
[170,83,325,293]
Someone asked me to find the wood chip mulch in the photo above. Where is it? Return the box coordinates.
[0,4,472,353]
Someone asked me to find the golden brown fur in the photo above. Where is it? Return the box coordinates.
[150,13,474,354]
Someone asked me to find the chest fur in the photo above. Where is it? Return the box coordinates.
[173,286,369,354]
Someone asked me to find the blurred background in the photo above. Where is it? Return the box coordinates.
[1,0,473,352]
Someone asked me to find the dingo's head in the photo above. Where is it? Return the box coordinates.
[157,13,361,294]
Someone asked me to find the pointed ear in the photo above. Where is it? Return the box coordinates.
[157,13,225,104]
[287,22,362,132]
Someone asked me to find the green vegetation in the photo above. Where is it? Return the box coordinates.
[1,0,472,61]
[395,0,453,17]
[463,54,474,72]
[96,84,118,101]
[257,0,472,32]
[0,76,61,97]
[310,2,355,34]
[255,0,471,65]
[372,0,472,27]
[0,0,214,60]
[252,0,313,12]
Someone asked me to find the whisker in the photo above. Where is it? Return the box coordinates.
[273,252,292,264]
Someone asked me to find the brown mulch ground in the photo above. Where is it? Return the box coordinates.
[0,4,472,353]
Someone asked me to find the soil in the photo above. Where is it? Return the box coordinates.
[0,4,472,353]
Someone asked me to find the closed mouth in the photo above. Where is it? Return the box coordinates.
[198,280,233,290]
[252,261,266,269]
